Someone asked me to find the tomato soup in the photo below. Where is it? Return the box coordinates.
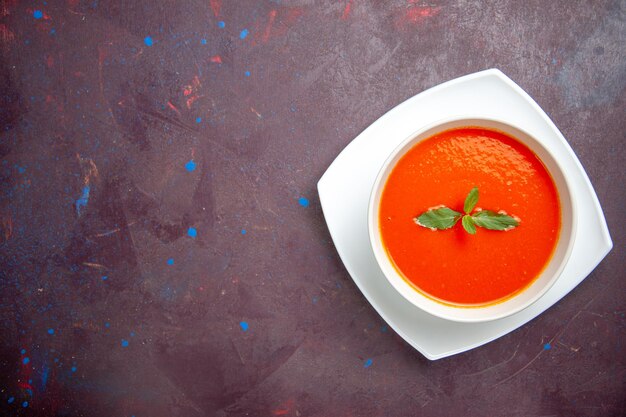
[379,127,560,306]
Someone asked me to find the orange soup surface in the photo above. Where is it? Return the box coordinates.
[379,128,560,306]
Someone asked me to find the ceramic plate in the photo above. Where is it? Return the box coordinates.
[317,69,612,360]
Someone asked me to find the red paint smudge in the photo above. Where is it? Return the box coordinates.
[407,6,440,21]
[273,399,295,416]
[251,7,304,45]
[66,0,80,7]
[209,55,222,64]
[1,0,18,18]
[186,95,201,109]
[77,154,99,187]
[18,381,33,390]
[0,0,16,45]
[397,3,441,27]
[46,54,55,68]
[0,0,16,49]
[0,24,15,49]
[183,75,201,96]
[167,101,182,118]
[18,352,34,395]
[250,107,262,119]
[262,10,277,43]
[183,76,202,109]
[341,0,354,20]
[209,0,221,17]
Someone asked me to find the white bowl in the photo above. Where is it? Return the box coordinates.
[320,69,611,359]
[368,117,577,323]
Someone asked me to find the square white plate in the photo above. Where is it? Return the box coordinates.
[318,69,612,360]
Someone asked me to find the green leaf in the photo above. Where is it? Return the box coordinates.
[462,215,477,234]
[413,188,521,235]
[472,210,520,230]
[415,207,462,230]
[464,187,479,214]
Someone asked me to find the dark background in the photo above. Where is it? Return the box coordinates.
[1,1,624,416]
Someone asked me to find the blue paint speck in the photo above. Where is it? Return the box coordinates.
[185,160,197,172]
[76,185,90,216]
[544,342,551,350]
[201,38,207,44]
[196,116,202,123]
[244,71,251,77]
[298,197,309,207]
[241,229,247,235]
[144,36,153,46]
[121,339,129,347]
[33,10,43,19]
[187,227,197,238]
[71,366,77,372]
[130,332,135,337]
[22,357,30,365]
[104,322,110,328]
[47,328,54,335]
[218,21,225,28]
[239,29,249,39]
[41,365,50,389]
[22,401,28,408]
[7,397,14,404]
[50,28,56,35]
[101,275,108,281]
[380,325,388,333]
[20,349,26,354]
[167,258,174,265]
[239,321,249,332]
[364,358,373,368]
[312,296,318,304]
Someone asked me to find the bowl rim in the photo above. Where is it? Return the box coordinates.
[367,115,578,323]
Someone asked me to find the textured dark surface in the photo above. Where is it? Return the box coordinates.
[1,1,624,416]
